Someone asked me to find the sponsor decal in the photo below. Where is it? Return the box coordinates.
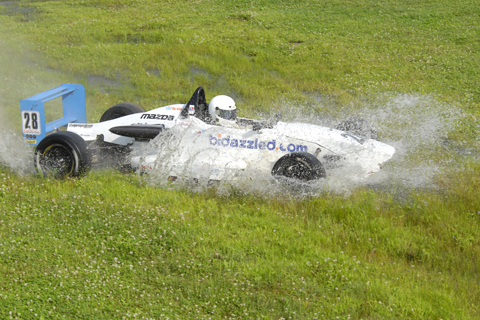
[165,105,194,112]
[209,135,307,153]
[22,129,40,135]
[140,114,175,121]
[69,124,93,128]
[166,106,184,111]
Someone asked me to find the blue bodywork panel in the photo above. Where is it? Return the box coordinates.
[20,84,87,145]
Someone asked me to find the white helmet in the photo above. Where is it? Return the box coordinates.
[208,95,237,121]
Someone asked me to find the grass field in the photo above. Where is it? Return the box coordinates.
[1,0,479,319]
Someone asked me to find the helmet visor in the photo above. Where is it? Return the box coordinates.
[217,109,237,120]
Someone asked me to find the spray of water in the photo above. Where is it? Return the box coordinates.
[143,128,319,199]
[141,93,469,198]
[293,93,468,192]
[0,99,33,175]
[0,129,35,176]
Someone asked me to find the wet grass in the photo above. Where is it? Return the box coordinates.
[0,0,479,319]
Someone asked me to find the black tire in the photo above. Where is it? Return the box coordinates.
[336,117,379,140]
[271,152,326,181]
[99,102,145,122]
[35,131,91,179]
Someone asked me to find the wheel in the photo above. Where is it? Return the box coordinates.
[271,152,326,181]
[335,117,378,140]
[35,131,91,179]
[99,102,145,122]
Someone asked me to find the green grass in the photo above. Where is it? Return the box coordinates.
[1,0,480,319]
[2,0,480,113]
[1,167,479,319]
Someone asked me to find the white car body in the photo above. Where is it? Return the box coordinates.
[67,106,395,182]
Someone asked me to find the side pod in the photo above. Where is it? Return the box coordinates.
[109,124,166,140]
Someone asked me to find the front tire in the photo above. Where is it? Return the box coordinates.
[99,102,145,122]
[271,152,326,181]
[35,131,91,179]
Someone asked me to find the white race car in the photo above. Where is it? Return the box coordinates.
[20,84,395,183]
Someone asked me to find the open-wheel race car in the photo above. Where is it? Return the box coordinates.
[20,84,395,183]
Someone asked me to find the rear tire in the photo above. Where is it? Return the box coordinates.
[272,152,326,181]
[35,131,91,179]
[99,102,145,122]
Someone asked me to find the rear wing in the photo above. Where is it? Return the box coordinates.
[20,84,87,145]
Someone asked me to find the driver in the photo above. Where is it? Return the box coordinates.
[208,95,240,128]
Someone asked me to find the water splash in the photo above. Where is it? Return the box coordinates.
[142,93,469,197]
[0,130,35,175]
[266,93,470,191]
